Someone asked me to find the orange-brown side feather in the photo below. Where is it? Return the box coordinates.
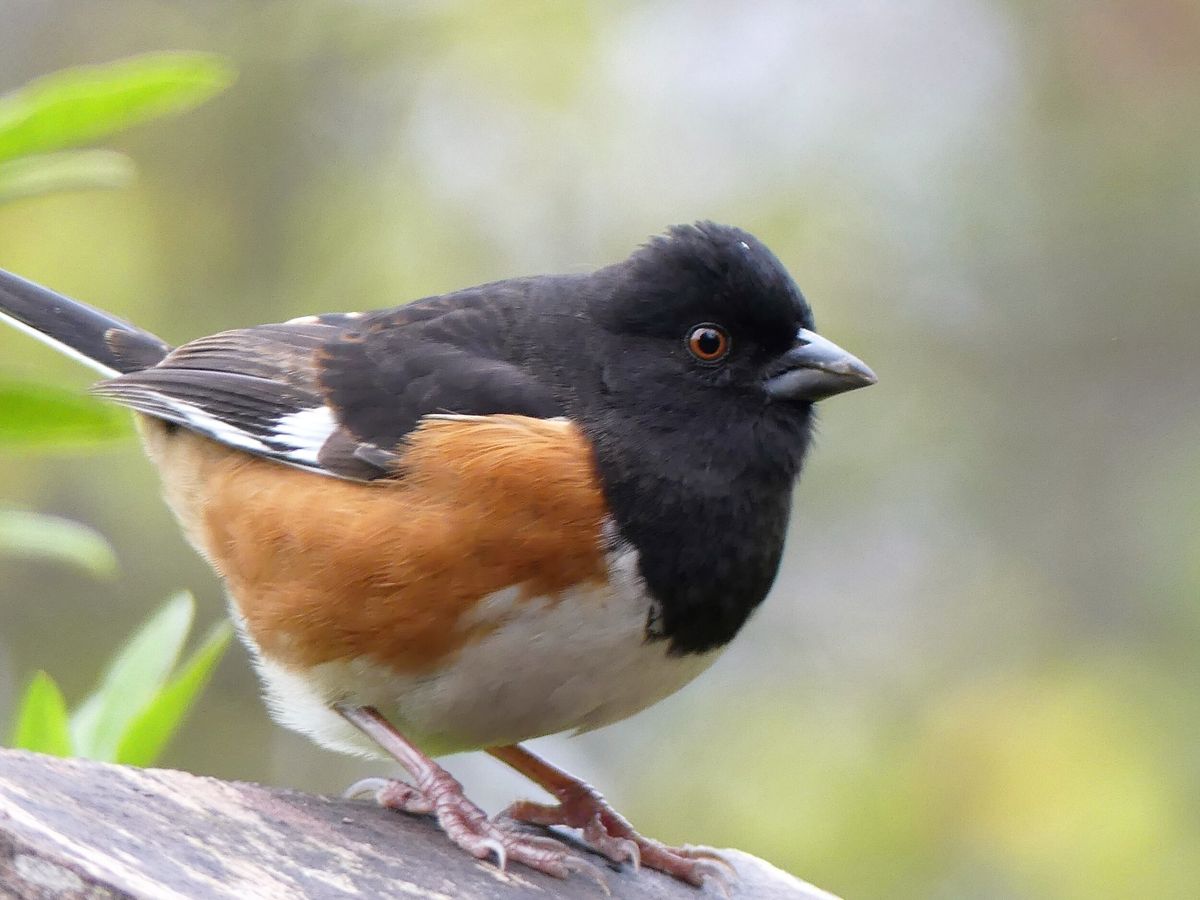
[138,415,609,672]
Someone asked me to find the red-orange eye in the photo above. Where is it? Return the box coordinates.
[686,324,730,362]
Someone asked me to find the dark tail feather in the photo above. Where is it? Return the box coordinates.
[0,268,171,376]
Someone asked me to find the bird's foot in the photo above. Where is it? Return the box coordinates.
[345,775,606,887]
[501,780,734,890]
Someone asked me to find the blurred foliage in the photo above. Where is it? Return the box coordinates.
[0,51,237,770]
[0,52,235,201]
[0,509,116,578]
[0,51,234,454]
[8,592,232,766]
[10,670,72,757]
[0,149,135,203]
[630,662,1200,899]
[0,4,1197,899]
[0,378,130,450]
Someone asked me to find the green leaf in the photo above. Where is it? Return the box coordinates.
[0,52,237,164]
[71,592,195,761]
[0,509,118,579]
[0,378,131,449]
[115,620,233,767]
[0,149,136,203]
[9,671,73,756]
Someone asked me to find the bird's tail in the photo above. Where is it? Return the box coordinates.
[0,268,171,376]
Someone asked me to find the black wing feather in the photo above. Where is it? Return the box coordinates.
[92,293,564,481]
[320,336,561,450]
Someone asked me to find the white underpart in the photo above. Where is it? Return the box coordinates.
[268,406,338,464]
[238,541,721,758]
[0,309,119,377]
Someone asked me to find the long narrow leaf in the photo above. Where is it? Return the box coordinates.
[71,592,195,760]
[0,53,236,163]
[9,671,73,756]
[0,509,118,579]
[0,379,131,449]
[0,149,135,203]
[115,620,233,766]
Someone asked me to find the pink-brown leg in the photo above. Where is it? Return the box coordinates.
[336,705,603,884]
[487,744,734,890]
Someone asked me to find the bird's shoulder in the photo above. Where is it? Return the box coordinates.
[93,282,570,480]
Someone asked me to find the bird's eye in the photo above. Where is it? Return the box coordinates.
[686,324,731,363]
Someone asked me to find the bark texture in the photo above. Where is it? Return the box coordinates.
[0,749,838,899]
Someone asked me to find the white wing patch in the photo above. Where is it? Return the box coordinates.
[285,312,362,324]
[91,381,271,452]
[268,405,338,464]
[177,403,271,453]
[164,394,272,453]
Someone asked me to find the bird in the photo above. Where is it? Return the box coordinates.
[0,222,875,888]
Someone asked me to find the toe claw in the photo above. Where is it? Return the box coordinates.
[344,776,433,814]
[562,855,611,894]
[703,869,733,899]
[620,838,640,872]
[688,857,735,895]
[683,846,737,875]
[479,837,507,871]
[342,776,391,800]
[501,785,736,888]
[348,757,724,889]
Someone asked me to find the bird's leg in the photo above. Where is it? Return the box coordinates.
[487,743,734,889]
[335,705,603,885]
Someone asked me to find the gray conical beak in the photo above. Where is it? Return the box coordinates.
[764,329,877,402]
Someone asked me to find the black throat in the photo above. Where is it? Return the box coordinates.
[581,402,813,655]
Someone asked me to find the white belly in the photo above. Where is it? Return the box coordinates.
[239,547,720,757]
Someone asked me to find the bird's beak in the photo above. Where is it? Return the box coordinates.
[764,328,877,402]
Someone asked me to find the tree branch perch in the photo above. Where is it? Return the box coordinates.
[0,749,838,899]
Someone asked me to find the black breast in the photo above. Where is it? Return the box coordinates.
[582,407,812,656]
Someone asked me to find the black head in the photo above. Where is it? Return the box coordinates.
[557,223,876,656]
[587,222,874,456]
[606,222,813,350]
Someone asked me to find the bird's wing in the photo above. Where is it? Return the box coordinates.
[92,300,563,482]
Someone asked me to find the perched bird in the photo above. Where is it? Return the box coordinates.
[0,222,875,888]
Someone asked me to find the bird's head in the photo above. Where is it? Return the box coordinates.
[588,222,875,461]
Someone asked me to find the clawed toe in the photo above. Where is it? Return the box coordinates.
[690,856,736,894]
[680,844,738,875]
[499,780,735,888]
[348,771,731,891]
[580,816,641,868]
[343,776,392,800]
[638,841,734,890]
[609,836,640,871]
[698,863,735,898]
[336,715,726,891]
[344,776,434,815]
[472,821,605,886]
[346,774,605,884]
[559,853,612,893]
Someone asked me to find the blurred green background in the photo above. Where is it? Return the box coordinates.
[1,2,1198,897]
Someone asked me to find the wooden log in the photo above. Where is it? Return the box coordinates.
[0,749,838,899]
